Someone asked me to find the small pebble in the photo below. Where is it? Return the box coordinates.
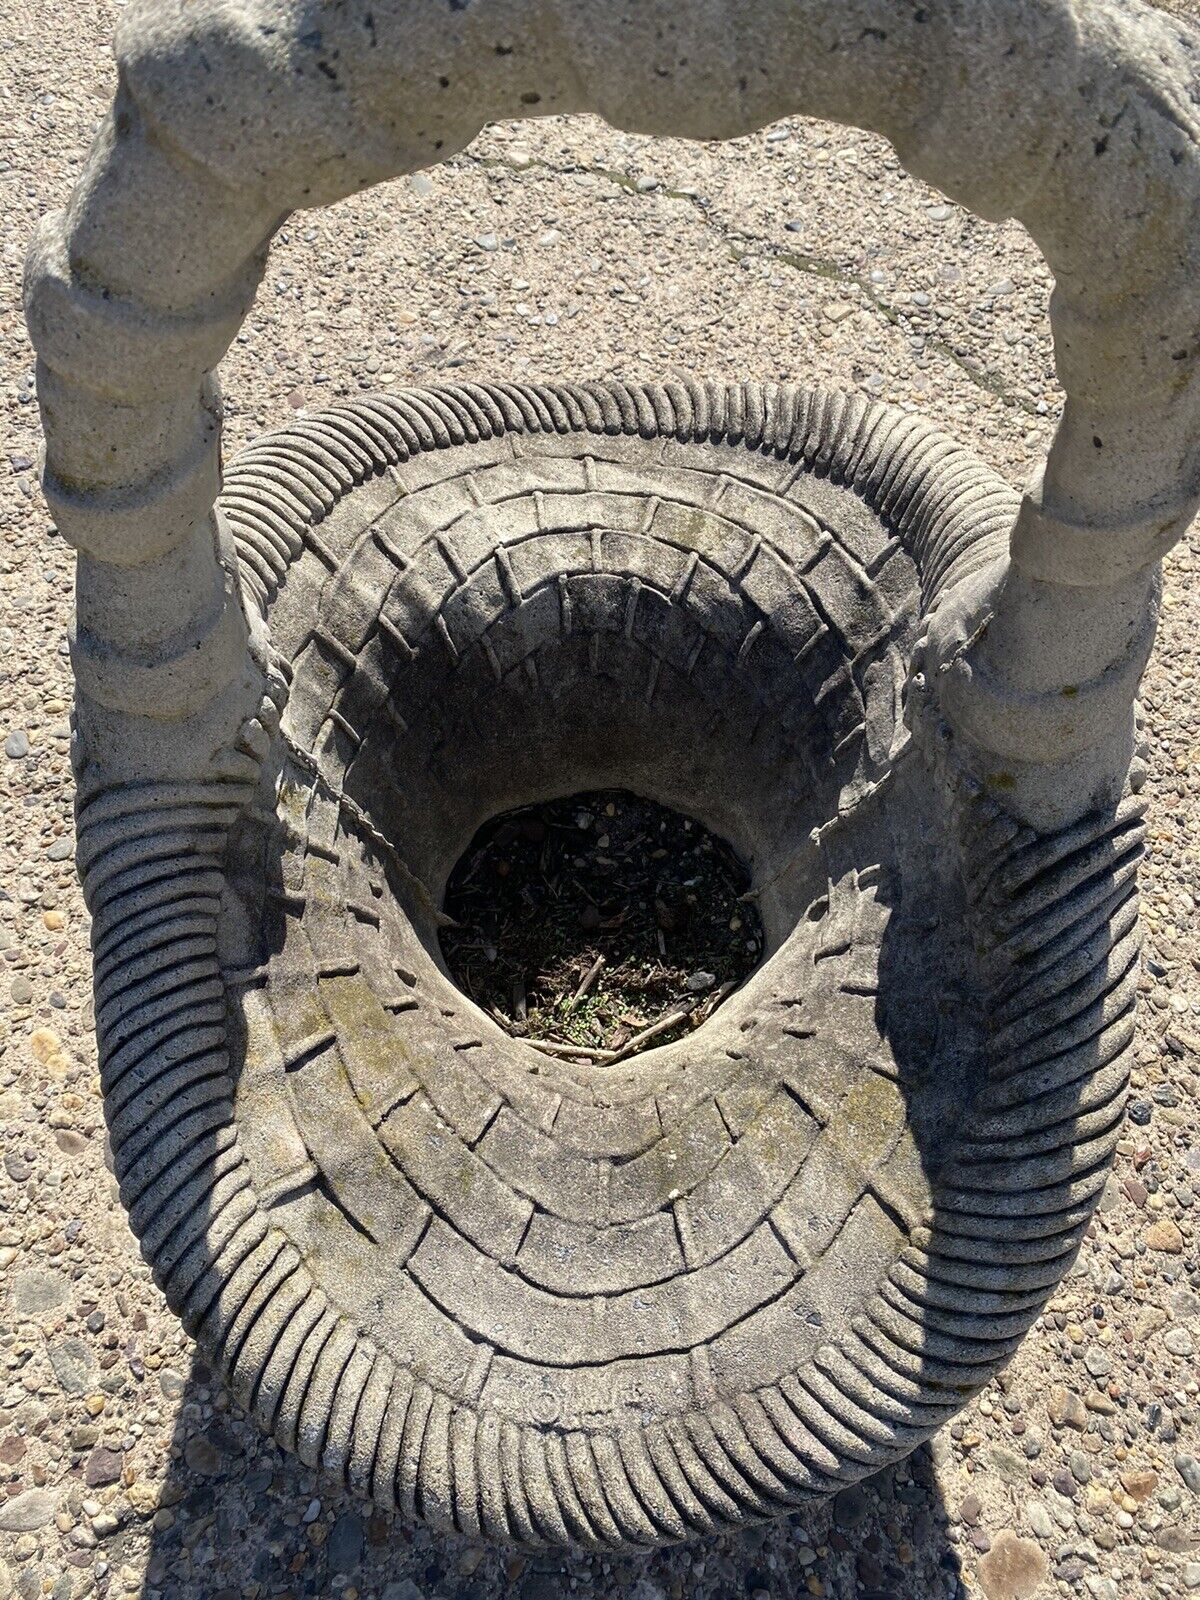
[1025,1501,1055,1540]
[1084,1348,1113,1379]
[0,1491,58,1534]
[1047,1386,1087,1430]
[1146,1218,1184,1253]
[84,1447,124,1488]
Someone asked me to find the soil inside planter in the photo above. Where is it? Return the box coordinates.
[440,789,764,1062]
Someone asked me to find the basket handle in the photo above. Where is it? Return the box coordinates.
[24,0,1200,826]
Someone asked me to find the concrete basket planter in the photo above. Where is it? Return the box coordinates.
[24,0,1200,1549]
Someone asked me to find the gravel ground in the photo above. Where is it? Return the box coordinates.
[2,5,1199,1599]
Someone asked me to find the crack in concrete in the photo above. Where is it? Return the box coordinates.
[458,151,1042,417]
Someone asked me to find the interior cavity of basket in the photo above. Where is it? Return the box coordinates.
[216,428,983,1393]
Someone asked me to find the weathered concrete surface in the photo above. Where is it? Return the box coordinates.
[1,1,1198,1595]
[23,0,1200,827]
[214,381,1066,1540]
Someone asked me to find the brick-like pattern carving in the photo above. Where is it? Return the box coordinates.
[79,380,1144,1546]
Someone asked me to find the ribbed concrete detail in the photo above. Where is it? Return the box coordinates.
[77,382,1142,1546]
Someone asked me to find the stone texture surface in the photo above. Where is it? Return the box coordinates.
[167,373,1141,1545]
[19,0,1200,834]
[2,0,1199,1594]
[975,1530,1048,1600]
[210,383,1045,1537]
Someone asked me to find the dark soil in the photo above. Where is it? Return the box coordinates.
[440,790,763,1061]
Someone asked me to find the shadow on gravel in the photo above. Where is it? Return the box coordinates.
[136,1379,962,1600]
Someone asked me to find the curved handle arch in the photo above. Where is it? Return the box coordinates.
[24,0,1200,827]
